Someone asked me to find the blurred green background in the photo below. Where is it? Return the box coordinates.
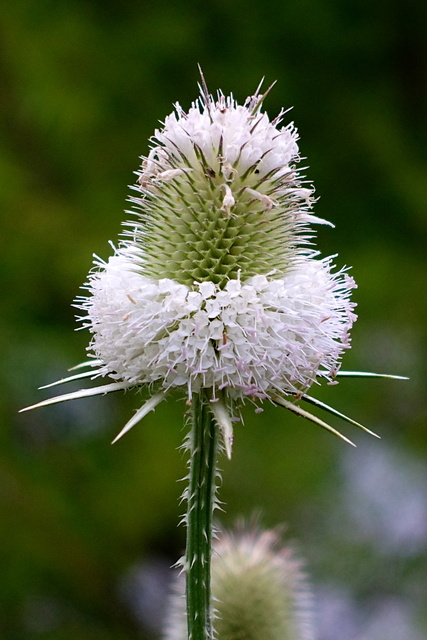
[1,1,426,638]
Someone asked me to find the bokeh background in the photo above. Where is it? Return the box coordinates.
[1,1,426,638]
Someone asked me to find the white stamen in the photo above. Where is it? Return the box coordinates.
[220,184,236,214]
[156,168,193,181]
[245,188,276,210]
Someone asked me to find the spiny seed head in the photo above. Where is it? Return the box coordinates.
[73,80,357,411]
[21,78,400,450]
[126,88,314,288]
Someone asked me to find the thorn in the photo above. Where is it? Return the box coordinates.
[197,64,212,121]
[250,80,277,115]
[272,394,356,447]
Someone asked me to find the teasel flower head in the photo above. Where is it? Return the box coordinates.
[163,523,315,640]
[22,74,403,451]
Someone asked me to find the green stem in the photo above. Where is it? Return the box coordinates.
[185,391,218,640]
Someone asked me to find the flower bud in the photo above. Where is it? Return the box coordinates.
[164,525,315,640]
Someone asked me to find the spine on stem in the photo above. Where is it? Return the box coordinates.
[185,392,219,640]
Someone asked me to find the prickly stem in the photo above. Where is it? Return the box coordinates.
[185,392,218,640]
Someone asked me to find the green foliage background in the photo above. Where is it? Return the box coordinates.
[1,1,426,638]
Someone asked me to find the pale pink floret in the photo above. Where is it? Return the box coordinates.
[79,250,356,402]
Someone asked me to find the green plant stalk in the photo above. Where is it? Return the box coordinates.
[185,391,218,640]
